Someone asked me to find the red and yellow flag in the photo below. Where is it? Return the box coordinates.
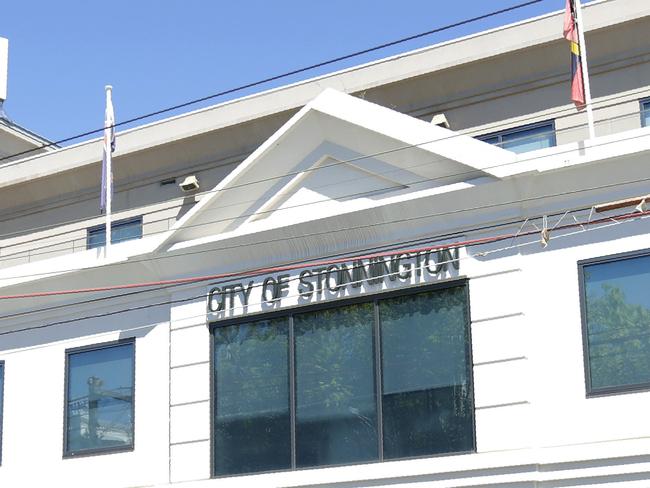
[564,0,586,107]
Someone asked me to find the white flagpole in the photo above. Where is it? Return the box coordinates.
[574,0,596,140]
[104,85,113,258]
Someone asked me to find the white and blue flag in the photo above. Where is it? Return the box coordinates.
[100,86,115,213]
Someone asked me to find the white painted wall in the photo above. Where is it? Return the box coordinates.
[0,296,171,487]
[2,161,650,487]
[159,219,650,487]
[3,0,650,268]
[1,2,650,486]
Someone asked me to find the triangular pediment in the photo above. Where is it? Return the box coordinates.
[156,89,514,250]
[246,151,408,225]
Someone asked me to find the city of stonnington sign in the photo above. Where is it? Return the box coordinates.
[207,246,463,320]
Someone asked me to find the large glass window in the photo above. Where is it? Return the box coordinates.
[580,251,650,395]
[212,283,474,477]
[478,121,556,154]
[642,99,650,128]
[64,340,135,456]
[0,361,4,465]
[294,303,377,468]
[213,318,291,476]
[380,288,473,459]
[87,217,143,250]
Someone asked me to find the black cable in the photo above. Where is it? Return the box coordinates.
[3,203,644,339]
[2,96,646,261]
[4,62,650,242]
[0,0,544,165]
[0,203,585,336]
[0,194,633,324]
[2,122,649,282]
[0,205,581,322]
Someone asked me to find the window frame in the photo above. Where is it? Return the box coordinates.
[477,120,557,152]
[62,338,136,458]
[0,361,4,466]
[86,216,143,250]
[209,279,475,478]
[578,248,650,398]
[641,98,650,128]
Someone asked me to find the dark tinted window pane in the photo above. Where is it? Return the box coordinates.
[87,227,106,249]
[294,303,378,468]
[500,124,555,153]
[380,287,473,459]
[583,255,650,391]
[113,219,143,243]
[87,218,142,249]
[479,123,555,154]
[214,319,291,476]
[66,342,134,454]
[479,136,500,145]
[642,101,650,128]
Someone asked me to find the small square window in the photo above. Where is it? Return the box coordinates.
[87,217,142,250]
[64,340,135,457]
[477,121,556,154]
[641,99,650,128]
[579,250,650,396]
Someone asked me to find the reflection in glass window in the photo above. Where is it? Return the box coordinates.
[214,319,291,476]
[478,121,556,154]
[211,284,474,476]
[642,99,650,128]
[582,253,650,394]
[380,288,473,459]
[294,303,377,468]
[87,217,143,250]
[65,341,134,456]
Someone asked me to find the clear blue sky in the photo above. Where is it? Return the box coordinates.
[1,0,575,145]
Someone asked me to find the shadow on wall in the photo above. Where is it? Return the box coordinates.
[174,194,199,222]
[0,299,166,352]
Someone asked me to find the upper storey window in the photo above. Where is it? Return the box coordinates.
[478,121,556,154]
[87,217,142,250]
[641,99,650,127]
[579,250,650,396]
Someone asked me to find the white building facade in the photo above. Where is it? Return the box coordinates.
[2,1,650,486]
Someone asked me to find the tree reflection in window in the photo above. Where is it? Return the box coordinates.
[211,284,474,476]
[380,287,473,459]
[583,255,650,392]
[214,319,291,476]
[294,303,377,468]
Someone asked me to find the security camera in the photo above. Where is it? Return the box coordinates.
[430,113,450,129]
[179,175,199,192]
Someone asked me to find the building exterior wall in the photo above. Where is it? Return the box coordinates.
[1,1,650,487]
[3,196,650,487]
[0,295,171,486]
[1,1,650,264]
[148,209,650,487]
